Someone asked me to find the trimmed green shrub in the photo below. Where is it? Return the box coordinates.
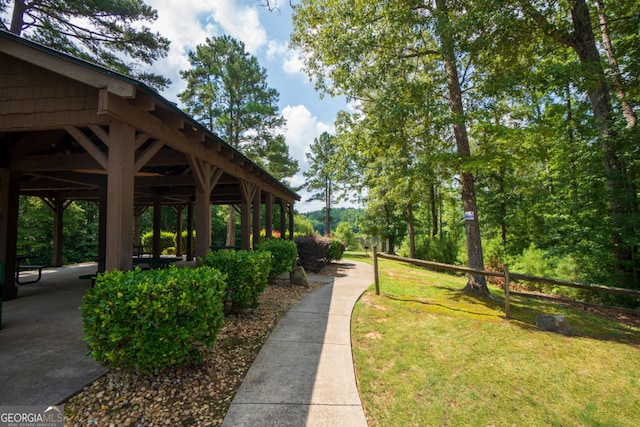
[256,239,298,277]
[81,266,226,374]
[181,230,196,255]
[141,231,176,254]
[327,237,345,262]
[202,250,272,313]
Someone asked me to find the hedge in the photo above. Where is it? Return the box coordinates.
[256,239,298,277]
[202,250,272,313]
[141,231,176,254]
[295,235,345,272]
[81,266,226,374]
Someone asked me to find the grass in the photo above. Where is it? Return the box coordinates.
[345,253,640,427]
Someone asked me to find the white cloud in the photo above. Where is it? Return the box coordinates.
[209,0,267,54]
[281,104,333,166]
[267,40,305,76]
[279,105,336,211]
[146,0,269,101]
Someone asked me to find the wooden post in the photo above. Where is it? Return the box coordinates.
[0,169,20,300]
[175,204,184,256]
[97,189,107,273]
[105,121,135,272]
[152,195,162,258]
[504,264,511,320]
[186,202,193,262]
[253,189,261,249]
[265,193,274,239]
[279,199,286,238]
[288,202,295,240]
[240,199,251,250]
[373,245,380,296]
[195,186,211,260]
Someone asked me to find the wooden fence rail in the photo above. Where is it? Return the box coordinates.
[374,251,640,319]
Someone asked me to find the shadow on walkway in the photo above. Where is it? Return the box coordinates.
[223,261,373,426]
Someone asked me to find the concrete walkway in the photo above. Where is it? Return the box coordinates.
[223,261,373,427]
[0,263,107,405]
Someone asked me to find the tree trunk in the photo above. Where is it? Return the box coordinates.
[10,0,26,34]
[569,0,637,282]
[225,204,236,247]
[325,177,331,235]
[435,0,489,297]
[565,83,579,209]
[498,166,508,249]
[596,0,637,128]
[430,183,438,238]
[407,202,416,258]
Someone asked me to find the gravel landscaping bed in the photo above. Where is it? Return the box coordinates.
[63,274,328,426]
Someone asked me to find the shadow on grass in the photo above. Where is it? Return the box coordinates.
[499,295,640,345]
[380,287,640,346]
[383,293,498,318]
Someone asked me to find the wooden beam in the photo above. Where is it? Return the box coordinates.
[135,140,164,172]
[135,133,151,150]
[96,90,297,203]
[88,124,110,149]
[65,125,108,169]
[11,152,102,171]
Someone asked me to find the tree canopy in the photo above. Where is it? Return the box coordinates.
[292,0,640,301]
[179,35,297,182]
[2,0,171,89]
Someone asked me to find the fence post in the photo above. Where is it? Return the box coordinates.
[504,264,511,320]
[373,245,380,295]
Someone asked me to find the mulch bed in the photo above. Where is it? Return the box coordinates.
[63,274,329,426]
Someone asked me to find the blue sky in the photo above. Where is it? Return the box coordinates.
[144,0,352,212]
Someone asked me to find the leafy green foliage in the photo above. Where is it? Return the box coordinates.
[17,198,99,265]
[334,221,360,251]
[294,214,315,236]
[5,0,171,89]
[326,238,345,262]
[256,239,298,277]
[178,35,297,181]
[291,0,640,297]
[399,235,459,266]
[141,231,175,254]
[81,266,226,374]
[202,250,272,313]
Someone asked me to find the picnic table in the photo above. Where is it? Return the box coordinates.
[133,256,183,269]
[15,255,47,284]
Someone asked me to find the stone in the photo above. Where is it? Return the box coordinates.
[535,314,573,336]
[290,266,310,287]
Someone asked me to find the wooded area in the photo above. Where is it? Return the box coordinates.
[292,0,640,305]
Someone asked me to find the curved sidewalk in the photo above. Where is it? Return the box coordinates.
[223,261,373,427]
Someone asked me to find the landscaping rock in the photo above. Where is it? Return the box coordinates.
[535,314,573,336]
[290,266,310,287]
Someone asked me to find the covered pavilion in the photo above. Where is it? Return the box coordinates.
[0,30,299,301]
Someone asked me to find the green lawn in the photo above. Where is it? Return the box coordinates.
[347,254,640,427]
